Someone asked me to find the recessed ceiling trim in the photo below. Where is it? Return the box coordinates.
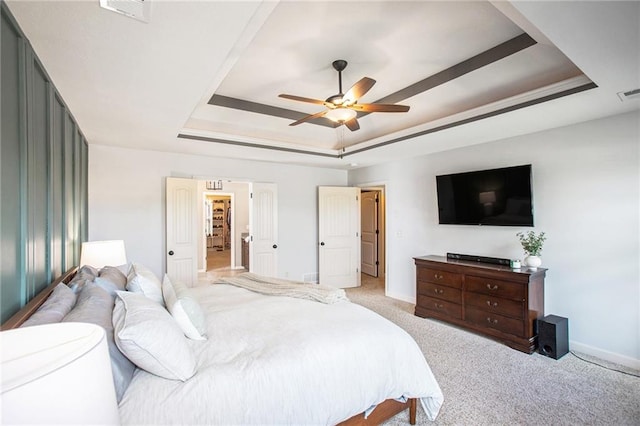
[177,133,340,158]
[179,81,596,160]
[343,81,598,157]
[207,33,537,128]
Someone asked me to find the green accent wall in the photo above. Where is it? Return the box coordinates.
[1,4,88,323]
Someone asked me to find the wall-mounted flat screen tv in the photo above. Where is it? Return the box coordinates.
[436,164,534,226]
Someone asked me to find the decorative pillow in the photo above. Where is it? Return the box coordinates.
[20,284,77,327]
[113,291,196,381]
[63,283,135,402]
[126,262,164,305]
[116,263,132,276]
[68,264,99,294]
[95,266,128,296]
[100,266,127,289]
[162,274,207,340]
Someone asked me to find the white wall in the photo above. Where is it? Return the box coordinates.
[349,111,640,367]
[88,145,347,283]
[88,112,639,366]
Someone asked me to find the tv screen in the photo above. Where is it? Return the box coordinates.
[436,164,534,226]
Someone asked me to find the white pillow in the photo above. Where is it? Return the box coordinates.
[126,262,164,305]
[112,291,196,381]
[162,275,207,340]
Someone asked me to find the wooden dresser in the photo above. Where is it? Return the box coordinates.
[414,255,546,353]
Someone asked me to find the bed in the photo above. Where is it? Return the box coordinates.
[1,265,444,425]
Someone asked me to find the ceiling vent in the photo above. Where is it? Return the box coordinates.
[99,0,151,23]
[617,88,640,102]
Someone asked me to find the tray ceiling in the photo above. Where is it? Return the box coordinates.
[6,1,639,169]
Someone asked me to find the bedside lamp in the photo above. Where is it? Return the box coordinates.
[1,322,120,424]
[80,240,127,268]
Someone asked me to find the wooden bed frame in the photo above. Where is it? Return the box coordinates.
[1,266,417,425]
[1,267,78,330]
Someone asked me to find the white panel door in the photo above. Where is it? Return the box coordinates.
[318,186,360,288]
[361,191,378,277]
[166,177,198,286]
[250,182,278,277]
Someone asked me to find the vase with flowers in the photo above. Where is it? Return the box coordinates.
[516,231,546,269]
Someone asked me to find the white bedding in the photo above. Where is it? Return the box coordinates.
[118,283,443,425]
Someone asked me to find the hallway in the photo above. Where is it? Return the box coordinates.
[206,247,230,270]
[203,247,245,282]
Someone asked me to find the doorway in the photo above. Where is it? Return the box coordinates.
[360,187,385,290]
[198,180,250,279]
[204,194,232,273]
[197,180,278,280]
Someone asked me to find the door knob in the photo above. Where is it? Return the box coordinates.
[272,244,278,249]
[168,250,174,256]
[320,242,325,246]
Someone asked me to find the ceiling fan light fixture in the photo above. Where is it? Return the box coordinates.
[325,107,357,123]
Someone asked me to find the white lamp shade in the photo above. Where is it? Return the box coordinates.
[1,323,120,425]
[80,240,127,269]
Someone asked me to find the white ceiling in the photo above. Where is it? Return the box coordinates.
[6,0,640,170]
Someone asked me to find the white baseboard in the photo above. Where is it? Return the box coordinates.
[570,340,640,370]
[386,295,639,370]
[387,292,415,304]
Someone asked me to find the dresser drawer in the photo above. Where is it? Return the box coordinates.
[465,275,525,300]
[466,307,524,337]
[417,281,462,304]
[417,295,462,320]
[417,267,462,288]
[465,292,524,319]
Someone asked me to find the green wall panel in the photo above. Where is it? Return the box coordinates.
[63,112,76,270]
[1,3,88,323]
[80,138,88,244]
[1,8,25,322]
[50,95,65,278]
[26,55,51,298]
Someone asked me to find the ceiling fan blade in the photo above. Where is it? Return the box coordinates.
[289,110,328,126]
[343,77,376,104]
[349,103,410,113]
[279,94,328,106]
[344,117,360,131]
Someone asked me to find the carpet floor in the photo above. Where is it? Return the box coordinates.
[345,278,640,425]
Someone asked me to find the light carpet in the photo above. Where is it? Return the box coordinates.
[345,280,639,425]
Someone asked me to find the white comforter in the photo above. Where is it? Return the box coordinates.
[118,283,443,425]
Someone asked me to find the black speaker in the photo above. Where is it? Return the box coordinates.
[538,315,569,359]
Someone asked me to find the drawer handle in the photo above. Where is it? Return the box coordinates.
[486,300,498,307]
[434,288,444,295]
[434,303,444,309]
[486,283,499,290]
[434,273,444,280]
[486,317,498,324]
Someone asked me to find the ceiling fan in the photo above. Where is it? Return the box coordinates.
[279,60,410,131]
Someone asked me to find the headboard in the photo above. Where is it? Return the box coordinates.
[1,267,78,331]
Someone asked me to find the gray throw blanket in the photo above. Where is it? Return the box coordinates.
[214,273,349,304]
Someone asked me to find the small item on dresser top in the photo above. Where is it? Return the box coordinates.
[510,259,521,269]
